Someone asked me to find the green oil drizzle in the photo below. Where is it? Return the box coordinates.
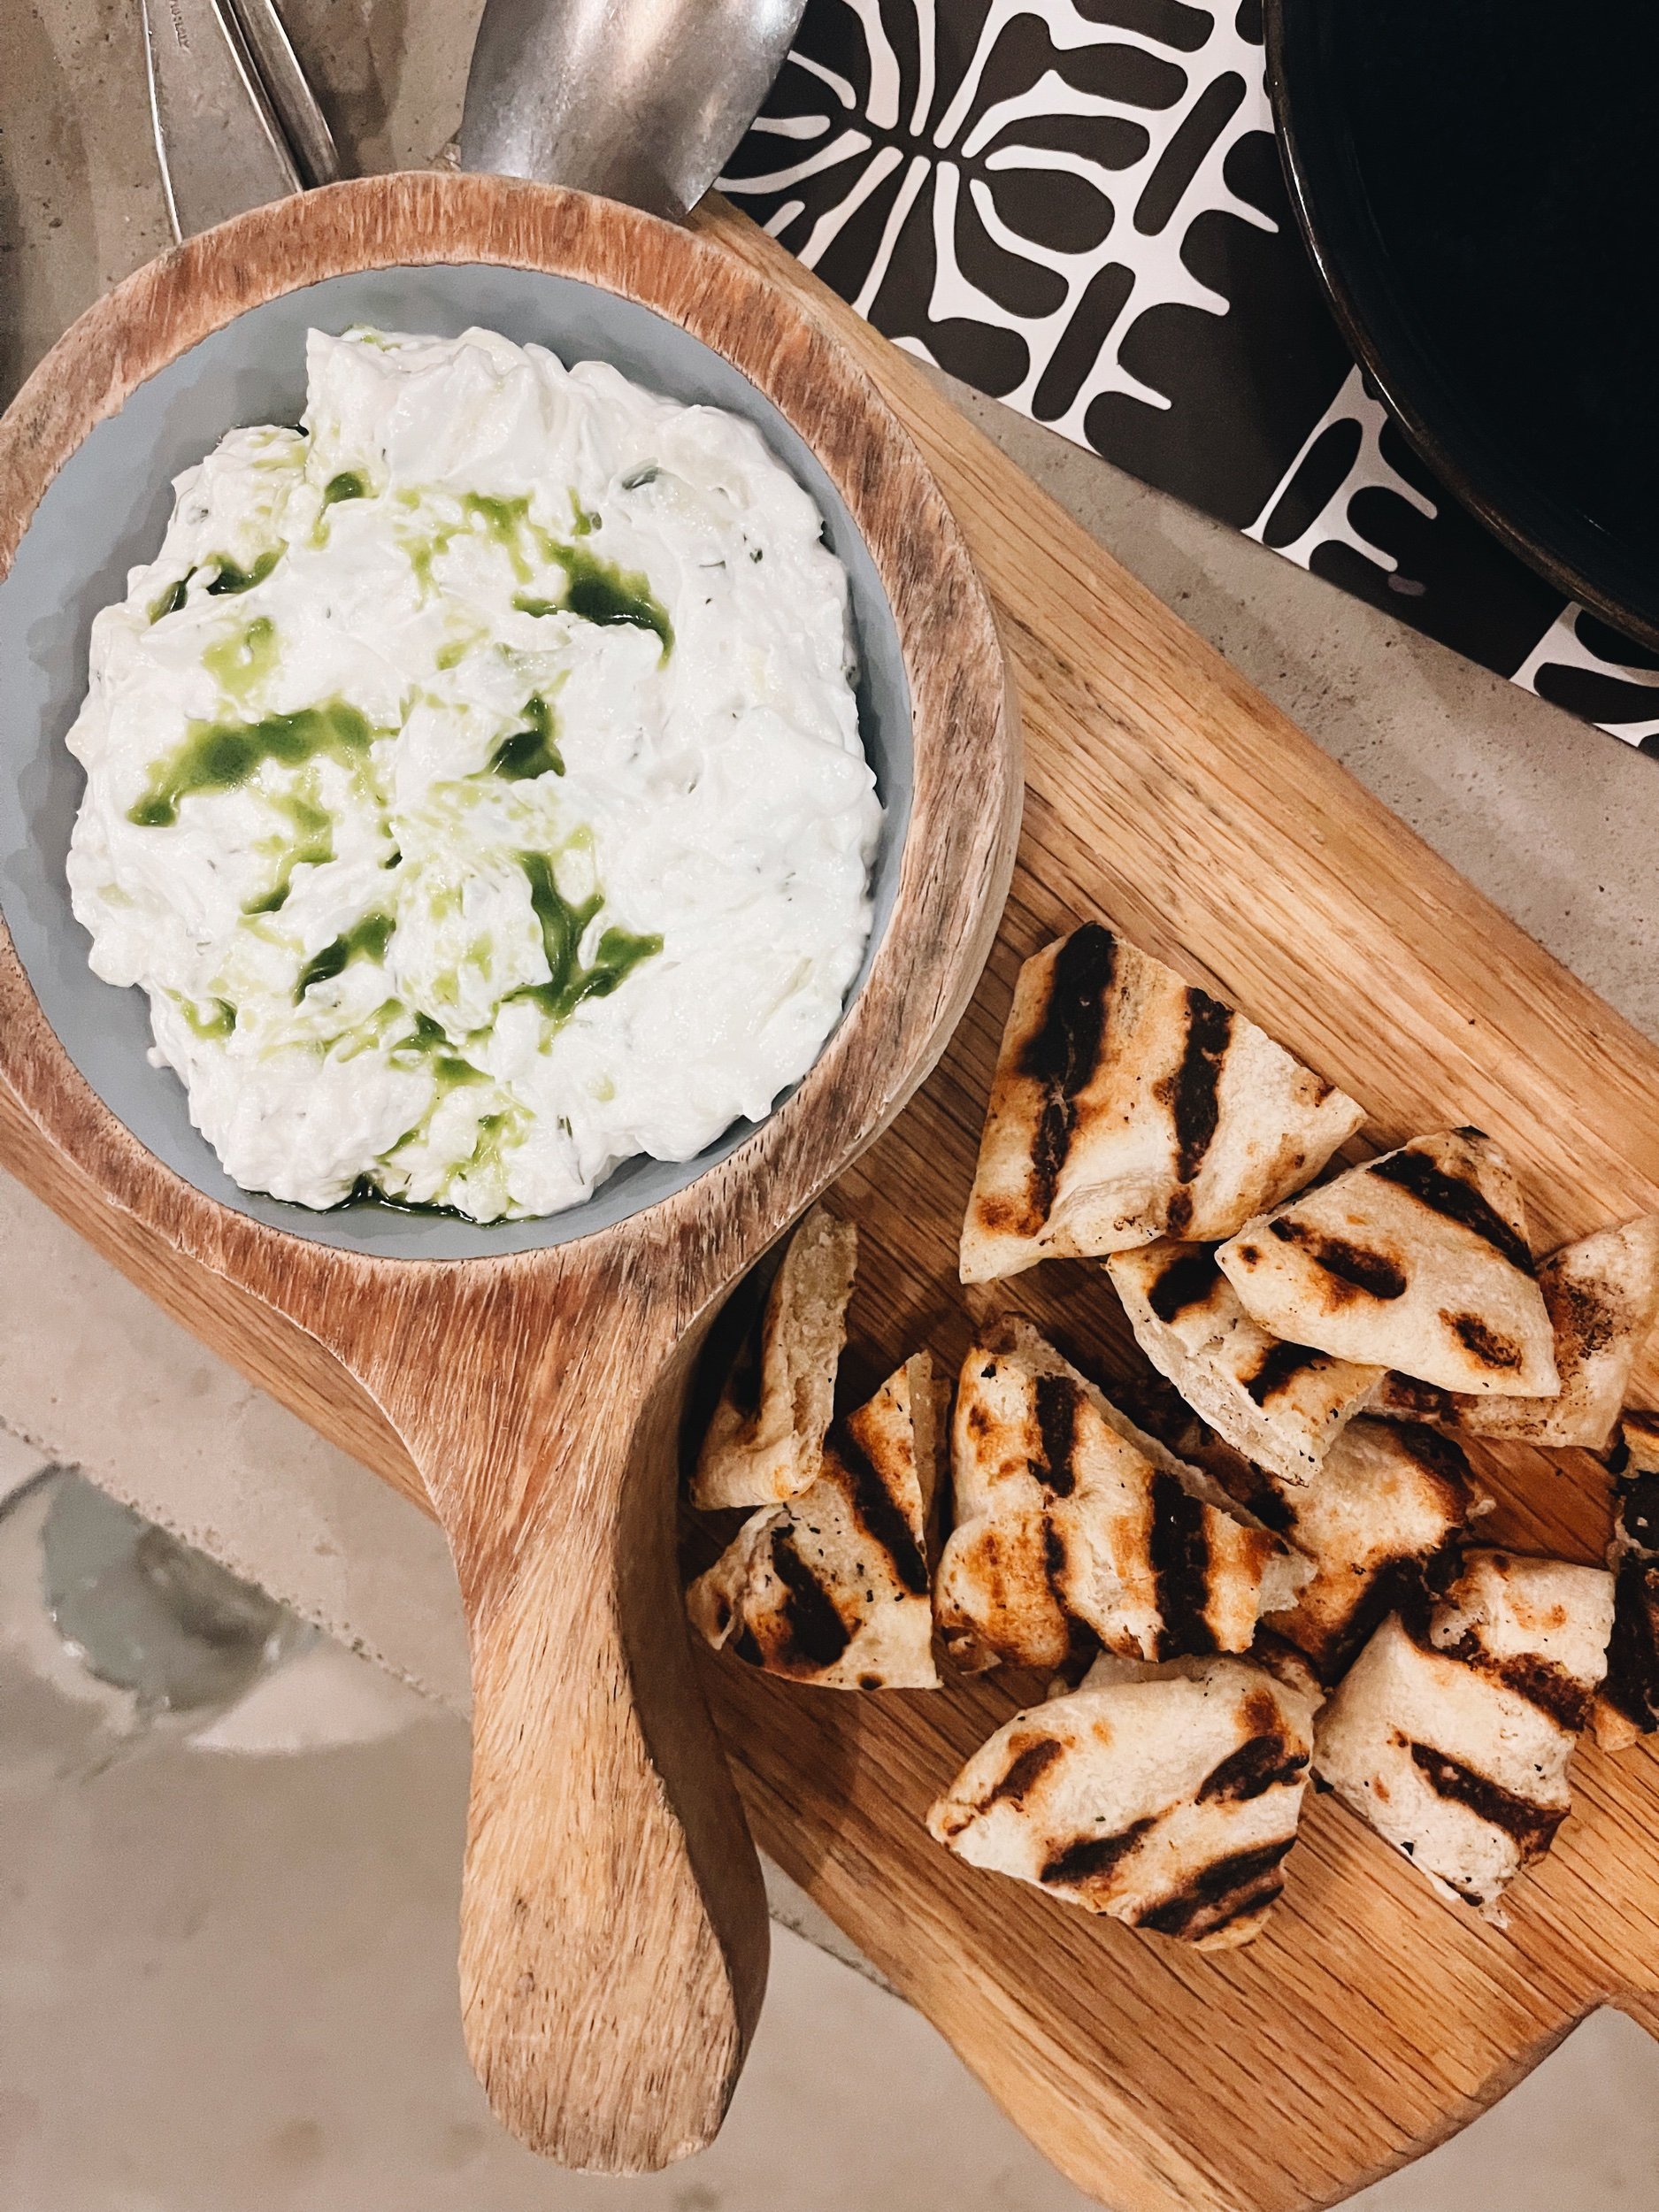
[335,1179,474,1220]
[488,694,563,780]
[127,702,375,828]
[204,615,280,701]
[513,541,672,657]
[323,471,370,506]
[402,487,672,656]
[205,548,280,596]
[514,850,661,1025]
[242,791,334,916]
[175,995,237,1041]
[149,570,196,622]
[406,493,534,591]
[461,493,534,581]
[295,910,394,1002]
[390,1010,488,1094]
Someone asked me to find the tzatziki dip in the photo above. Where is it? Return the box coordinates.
[65,326,880,1222]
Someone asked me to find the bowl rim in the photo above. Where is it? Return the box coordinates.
[0,173,1019,1293]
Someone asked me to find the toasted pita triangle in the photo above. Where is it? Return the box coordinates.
[933,1321,1306,1673]
[1316,1550,1613,1912]
[960,926,1363,1282]
[686,1354,941,1690]
[1254,1421,1484,1680]
[692,1204,856,1509]
[1107,1240,1381,1486]
[1374,1216,1659,1448]
[926,1655,1317,1948]
[1105,1366,1486,1681]
[1217,1131,1559,1395]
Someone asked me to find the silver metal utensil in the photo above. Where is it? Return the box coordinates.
[221,0,342,191]
[141,0,341,243]
[457,0,809,219]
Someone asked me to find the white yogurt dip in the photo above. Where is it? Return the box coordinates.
[65,326,880,1221]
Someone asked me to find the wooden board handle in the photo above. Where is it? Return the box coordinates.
[396,1309,770,2170]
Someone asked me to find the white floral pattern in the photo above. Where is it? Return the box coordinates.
[725,0,1659,756]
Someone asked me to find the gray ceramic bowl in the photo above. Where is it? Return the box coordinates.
[0,263,911,1260]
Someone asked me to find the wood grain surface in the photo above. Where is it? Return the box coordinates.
[4,177,1659,2211]
[0,176,1018,2175]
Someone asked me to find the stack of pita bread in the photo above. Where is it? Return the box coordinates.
[941,926,1656,1926]
[682,924,1659,1949]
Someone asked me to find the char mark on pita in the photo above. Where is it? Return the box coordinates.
[687,1353,941,1691]
[1164,986,1233,1186]
[960,927,1364,1282]
[1404,1742,1566,1862]
[1367,1144,1535,1275]
[1034,1371,1079,1495]
[927,1654,1318,1948]
[833,1409,930,1595]
[1019,922,1118,1232]
[1148,1471,1218,1660]
[766,1539,852,1669]
[984,1734,1066,1808]
[1315,1549,1613,1911]
[1040,1819,1157,1890]
[1264,1218,1408,1302]
[1372,1217,1659,1449]
[1217,1131,1559,1396]
[1196,1723,1310,1802]
[1245,1341,1332,1406]
[1133,1838,1296,1942]
[1146,1245,1230,1325]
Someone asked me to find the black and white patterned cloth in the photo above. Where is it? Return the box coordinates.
[721,0,1659,754]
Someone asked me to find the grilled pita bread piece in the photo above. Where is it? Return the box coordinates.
[687,1354,940,1689]
[1316,1549,1614,1912]
[927,1654,1317,1948]
[1260,1423,1485,1680]
[934,1322,1306,1674]
[1113,1374,1486,1680]
[959,925,1364,1283]
[1217,1130,1559,1397]
[1594,1413,1659,1750]
[1108,1240,1381,1486]
[692,1205,856,1510]
[1373,1217,1659,1450]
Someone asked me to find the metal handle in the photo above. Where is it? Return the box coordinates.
[141,0,342,243]
[222,0,342,189]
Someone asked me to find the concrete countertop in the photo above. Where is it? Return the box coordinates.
[5,0,1659,2004]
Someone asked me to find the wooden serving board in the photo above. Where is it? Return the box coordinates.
[6,196,1659,2210]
